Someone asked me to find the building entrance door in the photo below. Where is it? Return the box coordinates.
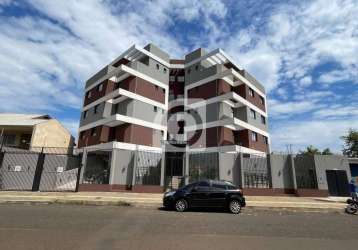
[326,170,349,197]
[165,152,184,190]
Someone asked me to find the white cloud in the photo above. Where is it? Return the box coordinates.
[270,118,356,153]
[269,99,322,118]
[313,104,358,119]
[318,69,355,84]
[299,76,313,87]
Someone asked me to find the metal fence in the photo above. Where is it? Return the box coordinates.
[135,150,162,185]
[189,152,219,182]
[242,154,270,188]
[294,155,318,189]
[0,146,81,192]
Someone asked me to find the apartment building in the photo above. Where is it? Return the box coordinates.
[77,44,270,192]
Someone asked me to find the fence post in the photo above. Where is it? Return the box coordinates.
[131,148,138,187]
[266,154,273,188]
[32,147,45,191]
[0,150,4,189]
[75,162,82,192]
[289,154,297,190]
[238,152,244,188]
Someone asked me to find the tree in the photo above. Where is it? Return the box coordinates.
[299,145,321,155]
[341,129,358,157]
[298,145,333,155]
[322,148,333,155]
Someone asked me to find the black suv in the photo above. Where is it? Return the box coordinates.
[163,180,246,214]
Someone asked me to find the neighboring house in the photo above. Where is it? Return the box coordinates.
[77,43,270,192]
[0,114,74,149]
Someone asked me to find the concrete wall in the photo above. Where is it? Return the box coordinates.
[80,102,105,127]
[185,64,226,85]
[144,43,170,62]
[131,59,169,85]
[218,153,236,183]
[85,65,115,89]
[31,120,74,148]
[234,106,268,132]
[110,149,135,186]
[313,155,351,190]
[269,154,295,189]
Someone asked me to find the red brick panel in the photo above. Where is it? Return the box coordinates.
[111,123,132,143]
[188,79,231,104]
[117,76,165,104]
[78,125,110,147]
[110,123,161,147]
[236,129,268,153]
[135,77,165,103]
[186,127,268,152]
[84,80,116,106]
[233,84,266,112]
[217,79,231,95]
[188,80,217,100]
[219,127,235,146]
[84,76,165,107]
[188,126,235,148]
[118,76,137,92]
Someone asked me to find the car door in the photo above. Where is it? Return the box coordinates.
[208,182,227,207]
[189,181,211,207]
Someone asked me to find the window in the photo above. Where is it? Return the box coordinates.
[187,68,191,74]
[90,127,97,137]
[112,103,119,114]
[195,65,199,71]
[212,183,226,191]
[3,134,16,146]
[251,131,258,142]
[155,85,158,90]
[154,106,158,112]
[163,68,167,74]
[195,181,210,191]
[195,87,199,92]
[261,115,266,124]
[250,109,256,119]
[83,110,88,119]
[86,91,92,99]
[264,136,268,145]
[249,88,254,97]
[94,104,99,114]
[227,185,237,190]
[162,88,165,93]
[156,64,160,70]
[169,76,175,82]
[260,96,265,105]
[97,83,103,92]
[177,76,185,82]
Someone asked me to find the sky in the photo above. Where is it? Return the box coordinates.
[0,0,357,153]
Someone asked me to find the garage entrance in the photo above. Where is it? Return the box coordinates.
[326,170,349,197]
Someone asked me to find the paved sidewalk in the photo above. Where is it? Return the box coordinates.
[0,191,346,212]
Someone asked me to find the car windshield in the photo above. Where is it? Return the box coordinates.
[181,183,196,191]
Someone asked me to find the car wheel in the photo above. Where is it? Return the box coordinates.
[175,199,188,212]
[229,200,242,214]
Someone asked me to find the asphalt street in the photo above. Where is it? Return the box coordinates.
[0,204,356,250]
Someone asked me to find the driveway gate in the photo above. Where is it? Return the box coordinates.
[0,147,81,192]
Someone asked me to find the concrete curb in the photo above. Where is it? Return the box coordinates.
[0,199,345,213]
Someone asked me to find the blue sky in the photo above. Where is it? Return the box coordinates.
[0,0,357,153]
